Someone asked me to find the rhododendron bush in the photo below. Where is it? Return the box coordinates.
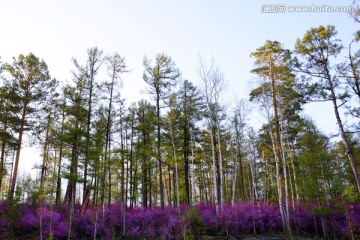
[0,202,359,239]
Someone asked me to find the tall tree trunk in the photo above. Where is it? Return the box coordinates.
[142,135,148,208]
[288,139,299,202]
[209,119,219,213]
[268,123,286,230]
[231,146,239,205]
[170,121,180,210]
[9,102,27,201]
[156,90,165,209]
[327,76,360,193]
[40,114,51,192]
[129,116,135,209]
[64,115,80,205]
[269,58,288,231]
[149,166,152,208]
[84,76,93,200]
[183,87,191,205]
[249,143,259,202]
[190,130,196,205]
[120,116,125,204]
[0,120,8,196]
[216,120,224,209]
[56,102,65,205]
[279,119,290,230]
[184,123,190,205]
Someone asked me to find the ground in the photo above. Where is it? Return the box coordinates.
[195,234,322,240]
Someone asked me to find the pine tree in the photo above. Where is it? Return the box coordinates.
[250,40,294,231]
[294,25,360,194]
[143,53,180,209]
[73,47,104,199]
[5,53,57,201]
[177,80,204,205]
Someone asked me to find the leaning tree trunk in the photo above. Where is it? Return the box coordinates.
[326,69,360,194]
[9,102,27,201]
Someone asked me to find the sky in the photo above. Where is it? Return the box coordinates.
[0,0,358,177]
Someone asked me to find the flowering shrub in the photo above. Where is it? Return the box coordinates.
[195,203,283,235]
[0,201,358,239]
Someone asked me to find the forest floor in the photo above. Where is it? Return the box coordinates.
[195,234,323,240]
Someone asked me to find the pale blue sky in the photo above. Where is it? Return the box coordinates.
[0,0,358,176]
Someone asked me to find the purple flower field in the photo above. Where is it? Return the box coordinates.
[0,202,359,239]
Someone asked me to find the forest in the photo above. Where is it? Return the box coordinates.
[0,14,360,240]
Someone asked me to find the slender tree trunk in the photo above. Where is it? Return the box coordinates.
[190,130,195,205]
[328,80,360,193]
[84,77,93,200]
[9,103,27,201]
[268,124,286,230]
[64,113,80,205]
[183,88,191,206]
[125,145,129,206]
[167,165,171,206]
[149,166,152,208]
[288,139,299,202]
[216,120,224,210]
[280,123,290,231]
[132,159,138,208]
[40,114,51,192]
[104,107,112,205]
[269,59,287,231]
[232,148,238,205]
[249,142,259,202]
[209,119,219,213]
[234,118,245,202]
[184,123,190,205]
[263,152,270,203]
[170,121,180,210]
[0,121,8,195]
[129,116,135,208]
[142,135,148,208]
[156,90,165,209]
[288,158,295,209]
[56,102,65,205]
[120,116,125,204]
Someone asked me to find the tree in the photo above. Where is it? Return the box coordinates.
[199,57,226,212]
[165,94,181,208]
[143,53,180,209]
[104,53,127,204]
[55,95,66,205]
[62,76,87,206]
[231,99,250,203]
[294,25,360,195]
[73,47,104,199]
[297,119,334,238]
[338,29,360,121]
[5,53,57,201]
[250,40,293,230]
[133,100,156,208]
[177,80,204,205]
[0,81,20,197]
